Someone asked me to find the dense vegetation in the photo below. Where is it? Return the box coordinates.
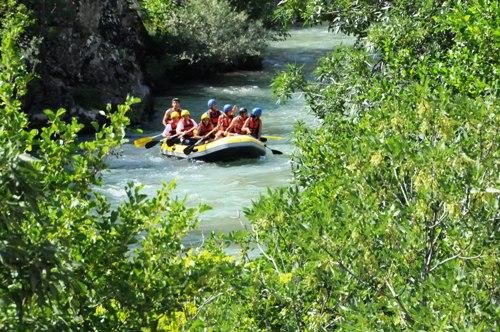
[140,0,273,81]
[0,2,237,330]
[1,0,498,330]
[254,0,498,329]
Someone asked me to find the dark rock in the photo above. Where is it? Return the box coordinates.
[22,0,153,130]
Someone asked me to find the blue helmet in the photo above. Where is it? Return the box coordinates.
[251,107,262,117]
[207,98,216,108]
[223,104,233,113]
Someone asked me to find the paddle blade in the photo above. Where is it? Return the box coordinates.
[133,136,153,148]
[183,145,195,155]
[145,139,162,149]
[183,138,205,155]
[270,148,283,155]
[264,145,283,155]
[259,137,268,142]
[166,137,178,147]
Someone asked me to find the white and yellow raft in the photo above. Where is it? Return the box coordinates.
[161,135,266,162]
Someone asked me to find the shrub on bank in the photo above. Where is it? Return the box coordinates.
[141,0,271,77]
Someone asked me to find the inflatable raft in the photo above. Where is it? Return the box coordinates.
[161,135,266,162]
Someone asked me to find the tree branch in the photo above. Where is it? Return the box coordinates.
[429,254,482,273]
[385,280,414,325]
[250,224,280,273]
[190,292,224,321]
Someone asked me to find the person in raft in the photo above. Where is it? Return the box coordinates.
[162,97,182,125]
[205,98,221,127]
[162,111,181,143]
[193,112,216,142]
[241,107,263,139]
[225,107,248,135]
[176,110,198,145]
[214,104,235,140]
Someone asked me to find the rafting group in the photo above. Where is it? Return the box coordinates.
[161,97,263,145]
[131,96,280,161]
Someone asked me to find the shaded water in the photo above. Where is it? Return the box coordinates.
[101,27,354,240]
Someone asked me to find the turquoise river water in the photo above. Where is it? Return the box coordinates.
[100,27,354,243]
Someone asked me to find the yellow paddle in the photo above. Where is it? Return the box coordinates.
[133,134,162,148]
[261,135,284,140]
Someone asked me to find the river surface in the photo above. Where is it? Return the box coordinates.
[101,27,354,243]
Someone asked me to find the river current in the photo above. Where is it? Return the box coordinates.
[100,27,354,242]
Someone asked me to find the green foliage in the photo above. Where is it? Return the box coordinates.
[169,0,269,66]
[0,2,239,330]
[271,64,305,104]
[273,0,394,35]
[367,0,499,98]
[273,0,499,118]
[273,47,375,118]
[140,0,271,73]
[139,0,175,37]
[240,0,500,329]
[241,88,498,330]
[3,0,498,329]
[228,0,284,31]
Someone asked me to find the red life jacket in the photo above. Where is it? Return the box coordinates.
[168,119,178,136]
[247,117,260,137]
[208,109,220,126]
[180,118,195,137]
[197,121,213,136]
[218,115,233,131]
[231,116,246,134]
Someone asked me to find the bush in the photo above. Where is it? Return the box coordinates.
[236,0,499,329]
[141,0,270,74]
[240,89,498,330]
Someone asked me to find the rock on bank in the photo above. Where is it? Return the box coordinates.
[22,0,152,130]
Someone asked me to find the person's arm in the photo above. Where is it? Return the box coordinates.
[225,117,238,134]
[180,127,196,140]
[257,119,262,138]
[210,122,220,134]
[178,122,197,137]
[241,118,251,134]
[162,109,171,126]
[194,125,201,138]
[163,124,172,137]
[203,124,218,139]
[194,121,206,138]
[176,121,185,134]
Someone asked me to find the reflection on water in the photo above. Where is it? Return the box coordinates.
[102,27,354,237]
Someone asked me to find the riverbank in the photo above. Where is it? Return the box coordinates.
[19,0,273,133]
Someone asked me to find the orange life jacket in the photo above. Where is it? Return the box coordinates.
[247,117,260,137]
[218,115,233,131]
[197,121,213,136]
[180,118,195,137]
[208,109,220,126]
